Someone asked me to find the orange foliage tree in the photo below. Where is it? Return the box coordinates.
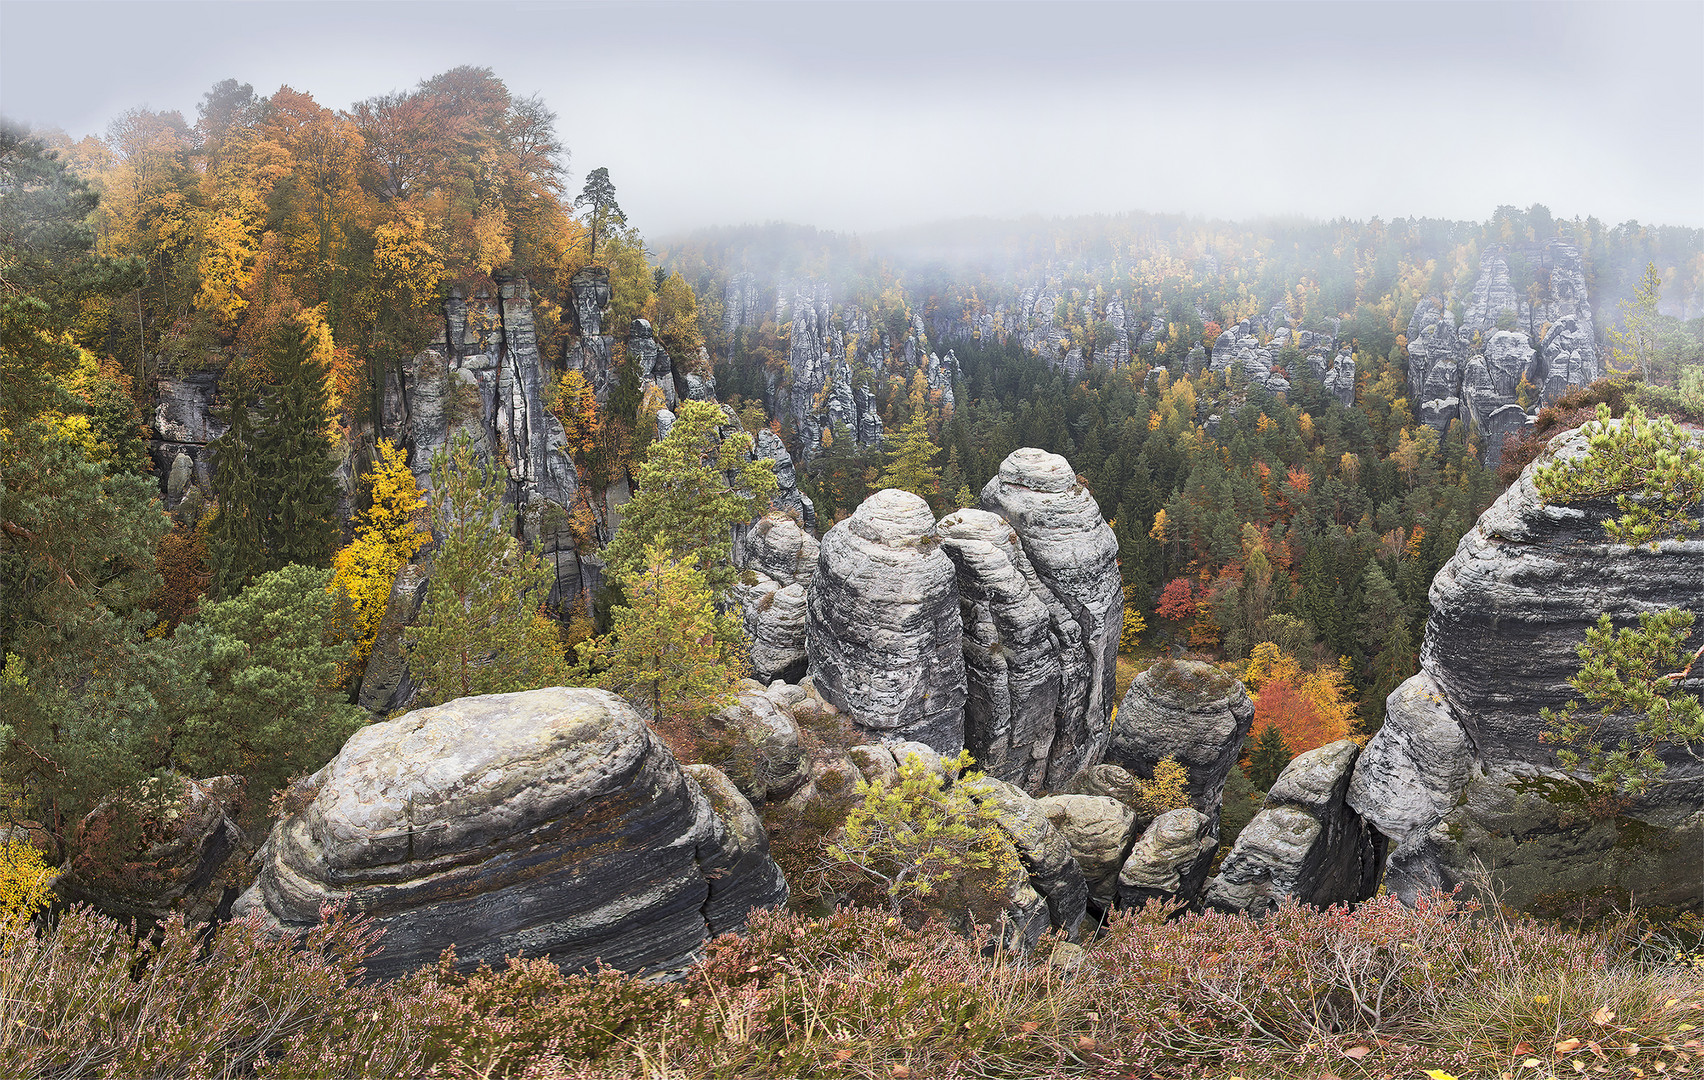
[1243,642,1358,754]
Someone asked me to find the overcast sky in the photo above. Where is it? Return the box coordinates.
[3,1,1700,236]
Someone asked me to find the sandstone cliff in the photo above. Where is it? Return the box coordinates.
[1347,422,1704,914]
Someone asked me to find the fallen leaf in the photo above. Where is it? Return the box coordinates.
[891,1067,911,1079]
[1344,1046,1372,1059]
[1076,1036,1097,1052]
[1523,1058,1543,1068]
[1426,1071,1461,1080]
[833,1049,854,1062]
[1516,1042,1537,1055]
[1572,1063,1587,1074]
[1019,1022,1040,1033]
[1558,1039,1586,1053]
[1594,1007,1618,1026]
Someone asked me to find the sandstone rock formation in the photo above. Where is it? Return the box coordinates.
[1106,660,1255,820]
[1116,807,1217,909]
[234,688,787,978]
[806,489,966,752]
[979,449,1123,787]
[937,508,1062,791]
[1035,794,1137,908]
[64,775,248,924]
[699,688,810,805]
[1204,739,1383,915]
[1348,424,1704,913]
[960,776,1088,938]
[1403,242,1601,461]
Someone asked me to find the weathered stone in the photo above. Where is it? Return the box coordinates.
[357,554,432,714]
[744,512,819,587]
[233,688,787,978]
[700,690,810,805]
[1204,740,1382,915]
[1106,660,1254,821]
[681,764,790,919]
[1348,423,1704,913]
[735,575,809,685]
[1116,808,1217,909]
[1063,762,1142,810]
[960,776,1088,938]
[806,489,966,752]
[979,449,1122,786]
[937,507,1062,792]
[63,775,248,925]
[1035,794,1137,907]
[845,741,946,788]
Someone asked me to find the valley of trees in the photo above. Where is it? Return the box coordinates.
[3,64,1702,921]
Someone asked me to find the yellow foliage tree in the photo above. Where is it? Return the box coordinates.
[0,837,53,924]
[1134,755,1192,816]
[329,439,429,670]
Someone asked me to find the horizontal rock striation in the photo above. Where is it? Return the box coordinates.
[234,688,786,979]
[1205,739,1382,915]
[806,489,966,751]
[979,449,1123,787]
[1348,423,1704,913]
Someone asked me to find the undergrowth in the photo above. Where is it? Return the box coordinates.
[0,894,1699,1078]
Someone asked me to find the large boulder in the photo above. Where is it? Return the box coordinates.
[979,449,1123,786]
[1204,739,1383,915]
[806,489,966,752]
[1035,794,1138,909]
[936,508,1063,791]
[233,688,787,978]
[1117,807,1217,909]
[1348,423,1704,914]
[960,776,1089,939]
[1105,660,1255,821]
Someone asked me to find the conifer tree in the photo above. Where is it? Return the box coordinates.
[577,547,742,741]
[877,411,942,507]
[254,324,338,569]
[406,434,565,703]
[603,399,776,596]
[207,371,266,599]
[1244,723,1293,791]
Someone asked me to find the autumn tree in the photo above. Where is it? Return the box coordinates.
[406,435,566,703]
[1607,262,1664,379]
[329,439,429,670]
[877,411,942,507]
[602,399,777,596]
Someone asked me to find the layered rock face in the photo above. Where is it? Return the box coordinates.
[1205,740,1383,915]
[1207,309,1348,401]
[736,512,820,684]
[805,490,967,751]
[384,278,590,614]
[1117,808,1217,909]
[979,449,1123,786]
[937,508,1063,791]
[1348,423,1704,913]
[1404,242,1602,461]
[150,371,225,505]
[1106,660,1255,820]
[234,688,787,978]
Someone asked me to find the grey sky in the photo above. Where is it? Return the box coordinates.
[3,0,1701,235]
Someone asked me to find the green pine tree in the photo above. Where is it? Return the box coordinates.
[1243,723,1293,792]
[207,370,266,599]
[603,399,777,596]
[576,547,743,735]
[254,324,338,569]
[877,411,941,507]
[406,434,566,704]
[162,563,366,797]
